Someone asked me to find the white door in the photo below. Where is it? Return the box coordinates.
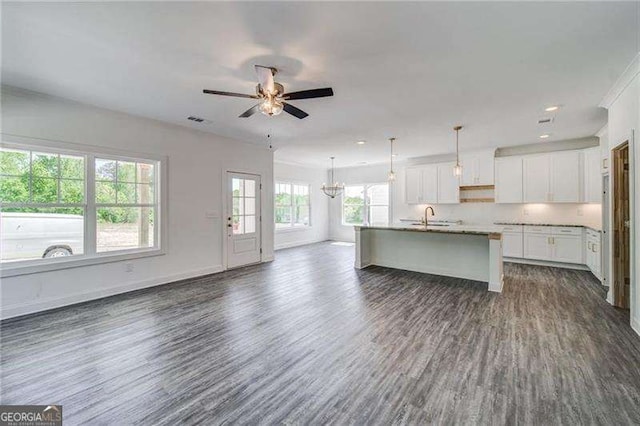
[460,153,478,186]
[523,233,552,261]
[523,154,550,202]
[437,163,460,204]
[550,151,582,202]
[495,157,523,203]
[502,232,524,258]
[227,172,261,269]
[405,167,422,204]
[551,235,582,264]
[421,165,438,203]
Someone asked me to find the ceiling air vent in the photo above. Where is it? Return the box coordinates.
[187,116,210,123]
[538,117,554,124]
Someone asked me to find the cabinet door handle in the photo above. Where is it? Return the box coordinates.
[587,242,592,250]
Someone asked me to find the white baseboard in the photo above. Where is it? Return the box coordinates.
[504,257,590,271]
[275,238,327,250]
[632,317,640,337]
[1,265,224,320]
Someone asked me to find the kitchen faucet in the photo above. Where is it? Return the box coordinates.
[423,206,435,226]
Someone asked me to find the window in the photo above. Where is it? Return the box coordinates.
[275,182,311,229]
[95,158,156,252]
[342,183,389,226]
[1,139,164,274]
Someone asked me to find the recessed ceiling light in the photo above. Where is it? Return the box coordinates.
[356,140,366,145]
[545,106,560,112]
[539,134,551,139]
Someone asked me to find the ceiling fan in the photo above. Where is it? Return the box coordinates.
[203,65,334,119]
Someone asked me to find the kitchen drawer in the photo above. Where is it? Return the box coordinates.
[501,225,523,232]
[586,229,600,238]
[551,227,582,236]
[524,226,551,234]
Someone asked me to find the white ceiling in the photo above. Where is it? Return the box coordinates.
[2,2,638,168]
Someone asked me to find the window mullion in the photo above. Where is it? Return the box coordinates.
[86,154,97,256]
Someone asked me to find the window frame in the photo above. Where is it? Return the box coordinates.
[341,182,390,226]
[1,135,167,278]
[274,181,312,231]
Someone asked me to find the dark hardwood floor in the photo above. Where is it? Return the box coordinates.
[2,242,640,425]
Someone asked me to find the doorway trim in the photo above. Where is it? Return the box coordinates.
[612,141,630,308]
[609,131,636,331]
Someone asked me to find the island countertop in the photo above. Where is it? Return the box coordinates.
[354,224,504,238]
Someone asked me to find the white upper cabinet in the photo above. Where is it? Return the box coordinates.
[584,147,602,203]
[404,163,458,204]
[437,162,460,204]
[460,149,495,186]
[523,154,550,202]
[523,151,582,203]
[405,167,423,204]
[495,156,523,203]
[550,151,582,202]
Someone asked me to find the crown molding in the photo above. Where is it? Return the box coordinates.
[599,52,640,109]
[596,124,608,138]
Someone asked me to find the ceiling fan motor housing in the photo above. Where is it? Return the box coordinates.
[256,82,284,97]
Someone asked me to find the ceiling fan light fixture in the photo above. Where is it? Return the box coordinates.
[259,96,284,116]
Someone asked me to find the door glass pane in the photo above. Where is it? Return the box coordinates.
[244,197,255,215]
[245,179,256,197]
[233,197,243,215]
[245,215,256,233]
[232,178,243,197]
[232,215,244,234]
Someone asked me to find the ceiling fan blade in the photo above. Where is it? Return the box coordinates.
[239,104,261,118]
[255,65,275,94]
[203,89,259,99]
[283,102,309,119]
[283,87,334,100]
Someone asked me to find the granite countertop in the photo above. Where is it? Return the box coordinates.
[355,224,504,237]
[495,222,601,232]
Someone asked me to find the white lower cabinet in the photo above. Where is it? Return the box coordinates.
[502,225,524,258]
[522,226,583,264]
[585,229,602,279]
[523,232,552,260]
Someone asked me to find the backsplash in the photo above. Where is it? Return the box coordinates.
[395,203,602,229]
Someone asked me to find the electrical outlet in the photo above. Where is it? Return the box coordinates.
[125,263,134,273]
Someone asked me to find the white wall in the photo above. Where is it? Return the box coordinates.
[329,158,602,243]
[602,53,639,332]
[274,162,329,250]
[0,86,274,319]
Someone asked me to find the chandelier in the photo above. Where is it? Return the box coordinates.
[321,156,344,198]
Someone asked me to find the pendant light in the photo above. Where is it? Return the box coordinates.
[388,137,396,182]
[322,157,345,198]
[453,125,463,177]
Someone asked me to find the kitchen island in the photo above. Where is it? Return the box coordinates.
[354,224,504,292]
